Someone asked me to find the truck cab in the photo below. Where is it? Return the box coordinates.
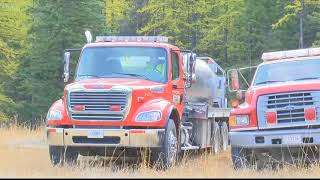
[229,48,320,169]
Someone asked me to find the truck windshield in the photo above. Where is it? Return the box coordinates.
[253,59,320,86]
[75,47,168,83]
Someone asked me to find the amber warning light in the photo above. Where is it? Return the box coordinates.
[262,48,320,62]
[95,36,169,43]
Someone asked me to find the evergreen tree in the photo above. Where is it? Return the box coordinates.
[0,0,31,122]
[273,0,320,48]
[138,0,199,49]
[19,0,109,123]
[119,0,149,36]
[106,0,130,34]
[1,0,320,124]
[235,0,290,66]
[105,0,149,36]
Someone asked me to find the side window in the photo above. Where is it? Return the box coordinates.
[171,51,180,80]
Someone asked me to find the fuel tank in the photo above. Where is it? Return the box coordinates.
[186,59,217,103]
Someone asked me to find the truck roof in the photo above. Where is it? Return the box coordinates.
[84,41,178,50]
[259,47,320,66]
[261,55,320,66]
[83,36,179,50]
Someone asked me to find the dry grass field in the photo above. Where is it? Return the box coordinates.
[0,126,320,178]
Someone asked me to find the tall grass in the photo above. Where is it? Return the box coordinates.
[1,125,320,177]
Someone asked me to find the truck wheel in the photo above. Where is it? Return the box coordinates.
[64,147,79,166]
[49,146,78,166]
[152,119,178,169]
[231,146,252,170]
[49,146,64,166]
[211,121,220,154]
[220,121,229,151]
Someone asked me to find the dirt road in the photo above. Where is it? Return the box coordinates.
[0,127,319,178]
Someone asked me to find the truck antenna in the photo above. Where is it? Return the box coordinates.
[85,30,92,43]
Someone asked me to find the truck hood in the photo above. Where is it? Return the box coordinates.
[59,78,171,127]
[231,79,320,130]
[249,79,320,96]
[66,78,165,91]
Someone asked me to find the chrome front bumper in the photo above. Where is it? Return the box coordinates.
[230,128,320,148]
[47,127,165,148]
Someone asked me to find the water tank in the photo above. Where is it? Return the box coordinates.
[186,59,218,103]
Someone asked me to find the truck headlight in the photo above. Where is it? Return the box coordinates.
[235,115,249,126]
[135,111,162,122]
[46,109,63,121]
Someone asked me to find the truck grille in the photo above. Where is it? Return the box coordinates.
[268,92,313,123]
[257,91,320,129]
[68,91,129,121]
[276,109,305,123]
[267,92,313,109]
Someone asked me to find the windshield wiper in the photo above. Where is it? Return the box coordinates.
[255,80,284,85]
[77,74,100,78]
[111,72,152,81]
[294,77,320,81]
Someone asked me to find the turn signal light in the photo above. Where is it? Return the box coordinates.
[231,99,239,108]
[266,111,277,125]
[305,107,316,121]
[47,128,56,133]
[229,115,236,126]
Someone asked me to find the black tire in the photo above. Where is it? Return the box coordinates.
[151,119,178,169]
[220,121,229,151]
[231,146,252,170]
[49,146,64,166]
[211,121,220,154]
[64,147,79,166]
[49,146,79,166]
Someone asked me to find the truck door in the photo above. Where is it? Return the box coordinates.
[171,50,184,114]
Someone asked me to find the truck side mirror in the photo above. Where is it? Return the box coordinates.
[189,53,196,84]
[229,69,240,91]
[181,51,196,88]
[63,51,70,83]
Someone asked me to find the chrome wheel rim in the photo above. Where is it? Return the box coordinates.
[214,135,219,153]
[222,123,228,151]
[167,130,177,165]
[213,123,220,153]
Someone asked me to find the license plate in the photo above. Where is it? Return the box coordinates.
[87,130,104,139]
[283,135,301,145]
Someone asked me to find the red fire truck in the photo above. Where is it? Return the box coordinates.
[46,32,230,168]
[229,48,320,169]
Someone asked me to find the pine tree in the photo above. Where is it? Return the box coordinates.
[19,0,109,123]
[196,0,246,67]
[138,0,207,49]
[106,0,130,34]
[272,0,320,48]
[0,0,31,122]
